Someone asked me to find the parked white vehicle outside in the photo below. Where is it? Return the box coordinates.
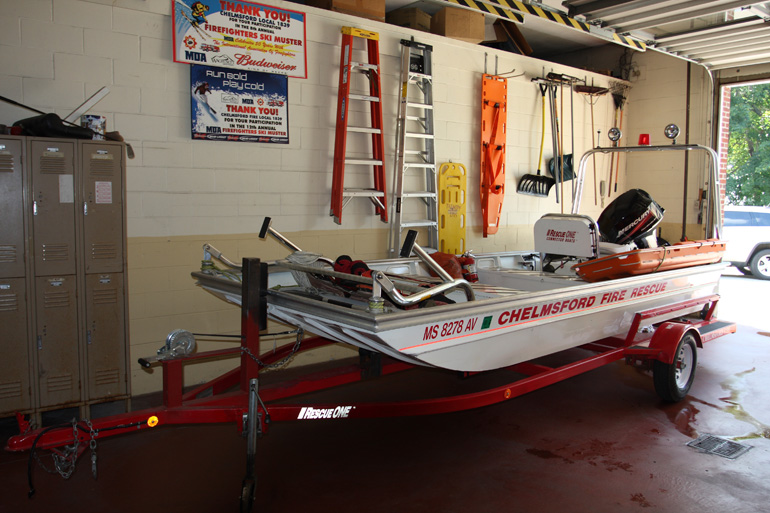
[723,206,770,280]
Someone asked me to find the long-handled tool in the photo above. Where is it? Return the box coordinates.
[609,84,628,195]
[546,84,560,204]
[575,84,609,206]
[517,83,555,198]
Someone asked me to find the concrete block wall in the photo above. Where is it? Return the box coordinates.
[622,51,715,242]
[1,0,620,395]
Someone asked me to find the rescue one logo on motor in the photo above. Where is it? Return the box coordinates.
[546,229,577,243]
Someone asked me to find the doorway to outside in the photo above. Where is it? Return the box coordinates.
[717,79,770,280]
[718,80,770,206]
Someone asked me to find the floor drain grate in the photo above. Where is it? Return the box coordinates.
[686,434,752,459]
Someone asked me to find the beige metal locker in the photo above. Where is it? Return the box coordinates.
[35,275,81,408]
[0,137,26,279]
[80,141,124,274]
[29,140,77,277]
[0,278,33,414]
[84,272,126,400]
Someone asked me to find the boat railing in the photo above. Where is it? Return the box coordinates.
[574,140,722,239]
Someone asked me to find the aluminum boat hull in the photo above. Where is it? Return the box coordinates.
[193,261,725,372]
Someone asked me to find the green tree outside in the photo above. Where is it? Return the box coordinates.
[727,83,770,205]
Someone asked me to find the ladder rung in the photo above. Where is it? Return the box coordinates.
[406,102,433,109]
[352,62,378,70]
[343,188,385,197]
[403,163,436,169]
[348,126,382,134]
[350,94,380,102]
[401,220,438,228]
[409,72,432,81]
[402,191,437,198]
[345,158,384,165]
[405,132,434,139]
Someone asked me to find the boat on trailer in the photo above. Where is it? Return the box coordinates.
[193,135,728,374]
[6,129,737,513]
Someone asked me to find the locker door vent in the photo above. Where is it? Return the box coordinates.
[42,243,70,261]
[40,156,66,174]
[93,287,118,304]
[88,160,115,176]
[43,290,71,308]
[0,245,19,264]
[0,381,23,400]
[0,292,19,312]
[91,243,118,261]
[47,374,74,393]
[0,154,15,171]
[94,368,120,387]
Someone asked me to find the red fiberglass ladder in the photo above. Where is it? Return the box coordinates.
[330,27,388,225]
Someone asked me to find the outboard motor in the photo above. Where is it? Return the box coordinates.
[597,189,664,248]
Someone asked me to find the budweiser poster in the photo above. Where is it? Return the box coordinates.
[173,0,307,79]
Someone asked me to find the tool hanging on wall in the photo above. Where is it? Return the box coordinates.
[543,73,582,212]
[480,73,507,237]
[575,84,609,206]
[438,162,467,254]
[517,82,555,198]
[388,38,438,255]
[609,82,629,196]
[330,27,387,225]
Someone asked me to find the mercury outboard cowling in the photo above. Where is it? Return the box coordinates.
[597,189,664,247]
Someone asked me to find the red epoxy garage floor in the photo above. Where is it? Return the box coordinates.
[1,272,768,513]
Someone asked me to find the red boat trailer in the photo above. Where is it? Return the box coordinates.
[5,258,736,511]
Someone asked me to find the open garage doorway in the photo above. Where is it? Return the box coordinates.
[717,78,770,281]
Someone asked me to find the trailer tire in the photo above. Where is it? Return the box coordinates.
[653,333,697,402]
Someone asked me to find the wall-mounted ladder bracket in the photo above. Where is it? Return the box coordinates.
[330,27,387,225]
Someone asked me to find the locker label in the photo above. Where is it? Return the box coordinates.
[92,151,114,160]
[58,175,74,203]
[95,181,113,204]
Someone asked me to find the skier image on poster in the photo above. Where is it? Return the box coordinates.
[192,80,219,122]
[190,1,210,26]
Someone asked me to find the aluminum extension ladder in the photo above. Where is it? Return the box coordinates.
[388,39,438,256]
[330,27,387,225]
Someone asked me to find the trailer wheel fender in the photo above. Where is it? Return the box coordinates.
[648,323,702,365]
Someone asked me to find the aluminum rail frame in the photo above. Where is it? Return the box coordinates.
[572,144,723,239]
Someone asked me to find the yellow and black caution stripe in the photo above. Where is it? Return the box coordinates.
[612,32,646,51]
[439,0,647,52]
[444,0,524,24]
[488,0,590,32]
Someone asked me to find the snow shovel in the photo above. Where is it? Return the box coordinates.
[517,83,555,197]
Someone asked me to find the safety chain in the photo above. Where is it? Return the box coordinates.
[32,418,99,481]
[240,328,303,370]
[86,419,98,479]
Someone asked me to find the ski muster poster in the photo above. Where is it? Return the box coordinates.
[191,64,289,143]
[173,0,307,79]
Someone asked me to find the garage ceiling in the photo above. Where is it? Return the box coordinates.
[385,0,770,71]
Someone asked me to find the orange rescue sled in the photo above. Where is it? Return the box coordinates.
[480,74,507,237]
[572,239,726,282]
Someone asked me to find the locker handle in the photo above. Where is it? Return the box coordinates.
[83,202,88,216]
[37,335,42,350]
[33,200,38,216]
[87,330,92,345]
